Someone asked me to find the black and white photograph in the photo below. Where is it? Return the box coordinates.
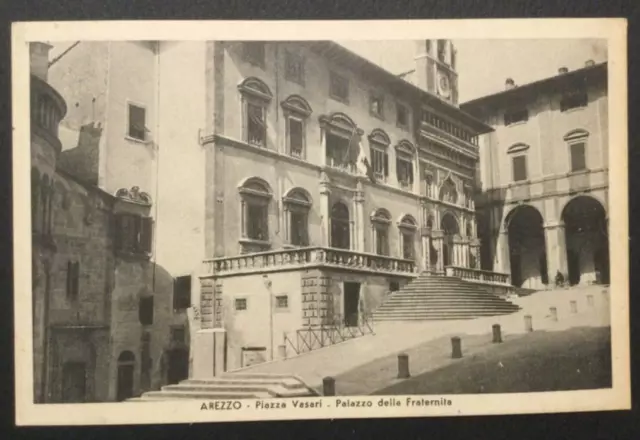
[12,19,629,425]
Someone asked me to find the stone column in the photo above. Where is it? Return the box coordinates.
[545,221,568,281]
[355,181,365,251]
[319,172,331,247]
[462,242,470,268]
[422,234,431,272]
[495,229,511,275]
[432,230,444,273]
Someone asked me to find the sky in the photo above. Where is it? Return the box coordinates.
[49,39,609,104]
[339,39,608,102]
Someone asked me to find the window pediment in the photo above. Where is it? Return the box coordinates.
[319,112,362,137]
[395,140,415,157]
[281,95,312,117]
[507,143,530,154]
[370,208,391,224]
[368,129,391,147]
[238,77,273,102]
[398,214,417,230]
[283,188,312,207]
[564,129,589,142]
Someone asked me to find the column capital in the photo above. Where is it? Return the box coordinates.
[544,221,565,230]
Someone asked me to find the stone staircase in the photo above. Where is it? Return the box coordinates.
[130,373,319,401]
[372,273,520,321]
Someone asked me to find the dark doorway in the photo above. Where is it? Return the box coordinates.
[116,351,135,402]
[562,196,609,286]
[167,348,189,385]
[62,362,86,403]
[441,213,459,268]
[343,282,360,327]
[506,205,548,288]
[567,249,581,286]
[443,243,451,266]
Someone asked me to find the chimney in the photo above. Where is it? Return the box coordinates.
[505,78,516,90]
[585,59,595,67]
[30,42,53,81]
[558,67,569,74]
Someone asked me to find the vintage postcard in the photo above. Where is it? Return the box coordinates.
[12,19,629,426]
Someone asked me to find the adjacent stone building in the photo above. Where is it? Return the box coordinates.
[31,43,190,403]
[461,61,609,290]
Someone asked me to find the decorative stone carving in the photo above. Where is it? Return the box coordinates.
[115,186,152,206]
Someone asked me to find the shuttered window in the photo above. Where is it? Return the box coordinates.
[512,155,528,182]
[173,276,191,310]
[570,142,587,171]
[115,214,153,255]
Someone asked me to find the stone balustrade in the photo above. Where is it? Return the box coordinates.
[203,246,417,277]
[445,265,511,285]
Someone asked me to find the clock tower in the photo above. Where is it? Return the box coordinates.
[414,39,459,106]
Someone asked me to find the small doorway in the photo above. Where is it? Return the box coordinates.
[116,351,135,402]
[62,362,86,403]
[343,282,360,327]
[167,348,189,385]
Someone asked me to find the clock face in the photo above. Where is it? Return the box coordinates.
[437,71,451,98]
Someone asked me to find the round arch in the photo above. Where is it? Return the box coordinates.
[561,195,609,285]
[281,94,313,117]
[283,187,312,205]
[238,176,273,195]
[440,211,459,235]
[237,76,273,101]
[505,204,548,288]
[116,350,136,402]
[439,176,458,204]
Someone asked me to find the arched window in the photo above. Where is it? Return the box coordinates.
[239,178,272,246]
[564,129,589,172]
[395,140,415,190]
[320,112,361,172]
[371,208,391,256]
[398,215,417,260]
[330,202,350,249]
[439,177,458,204]
[369,129,391,183]
[507,143,530,182]
[283,188,311,246]
[238,77,272,148]
[281,95,312,159]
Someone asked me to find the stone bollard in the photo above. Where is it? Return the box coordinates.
[550,307,558,322]
[322,376,336,396]
[397,353,410,379]
[587,295,595,307]
[277,345,287,360]
[524,315,533,332]
[492,324,502,343]
[451,336,462,359]
[570,300,578,314]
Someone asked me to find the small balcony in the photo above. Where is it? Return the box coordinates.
[203,246,417,278]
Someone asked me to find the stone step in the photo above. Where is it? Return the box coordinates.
[183,377,301,388]
[140,390,271,400]
[381,296,515,303]
[161,383,312,397]
[375,305,519,312]
[372,311,517,320]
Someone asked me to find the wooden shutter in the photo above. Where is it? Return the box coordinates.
[139,217,154,253]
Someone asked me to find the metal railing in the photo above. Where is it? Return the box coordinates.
[283,313,375,356]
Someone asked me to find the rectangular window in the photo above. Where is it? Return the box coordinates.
[284,50,304,85]
[288,117,304,158]
[243,42,265,68]
[66,261,80,300]
[371,147,388,181]
[128,104,146,141]
[504,109,529,126]
[235,298,247,311]
[247,103,266,147]
[139,296,154,326]
[115,214,153,255]
[570,142,587,172]
[290,211,308,246]
[329,71,349,102]
[396,103,408,128]
[171,326,185,344]
[376,228,389,255]
[560,89,588,112]
[402,232,414,260]
[396,155,414,188]
[512,155,528,182]
[275,295,289,309]
[247,204,268,241]
[325,133,351,169]
[370,93,384,118]
[173,275,191,310]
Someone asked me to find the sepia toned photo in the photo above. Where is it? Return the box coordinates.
[12,19,629,425]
